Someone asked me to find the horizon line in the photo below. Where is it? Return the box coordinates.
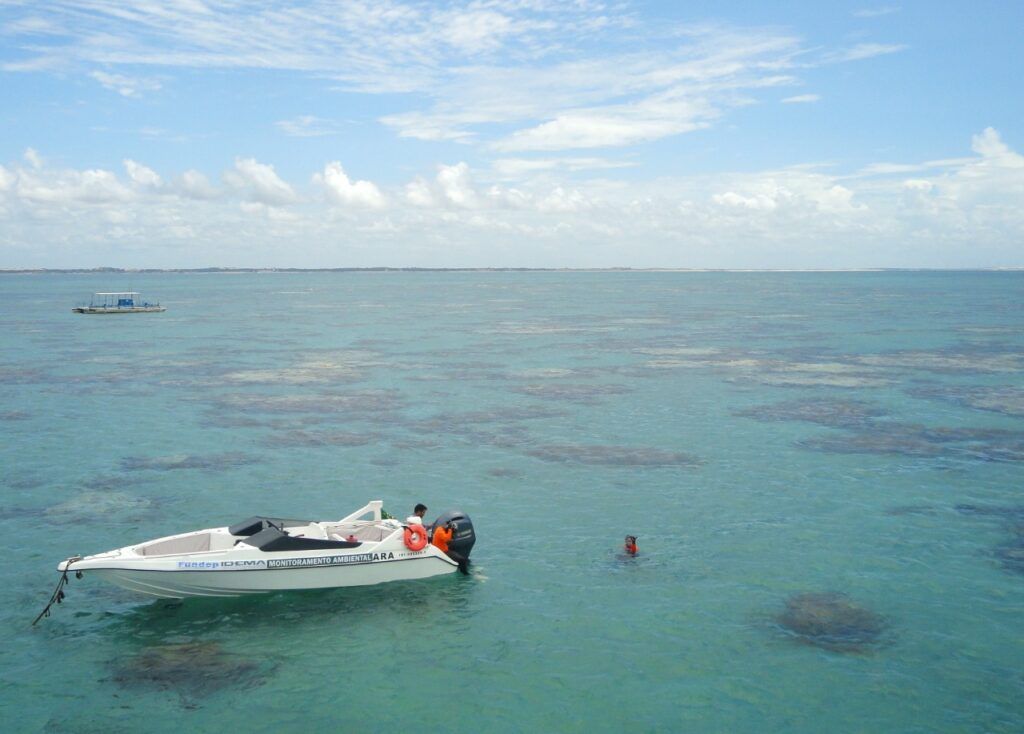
[3,267,1024,275]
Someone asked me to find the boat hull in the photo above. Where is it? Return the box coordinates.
[72,306,166,314]
[54,502,474,601]
[87,554,458,598]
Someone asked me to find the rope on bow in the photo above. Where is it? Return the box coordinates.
[32,557,81,626]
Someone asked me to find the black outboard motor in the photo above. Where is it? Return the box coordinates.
[431,509,476,574]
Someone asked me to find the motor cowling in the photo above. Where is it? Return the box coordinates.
[431,509,476,565]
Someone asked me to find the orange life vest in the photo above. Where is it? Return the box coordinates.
[432,525,453,553]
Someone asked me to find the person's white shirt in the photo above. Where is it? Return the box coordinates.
[405,515,424,525]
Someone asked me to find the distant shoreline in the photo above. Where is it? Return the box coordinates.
[2,267,1023,274]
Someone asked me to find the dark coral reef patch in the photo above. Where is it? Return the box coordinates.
[508,383,632,403]
[909,385,1024,418]
[526,443,700,467]
[110,641,271,700]
[955,504,1024,576]
[263,430,378,448]
[120,452,257,472]
[799,424,1024,462]
[776,592,887,653]
[736,398,888,429]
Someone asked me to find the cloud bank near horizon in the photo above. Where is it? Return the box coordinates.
[1,128,1020,269]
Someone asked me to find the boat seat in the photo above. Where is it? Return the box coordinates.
[140,533,212,556]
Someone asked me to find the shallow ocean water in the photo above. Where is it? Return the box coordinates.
[1,271,1023,732]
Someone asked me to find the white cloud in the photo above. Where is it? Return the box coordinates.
[436,162,479,207]
[239,201,299,222]
[436,9,515,54]
[313,162,385,208]
[404,177,436,207]
[15,166,133,204]
[224,158,297,206]
[378,110,479,143]
[275,116,345,137]
[123,159,162,188]
[971,127,1023,165]
[853,7,900,18]
[902,179,932,191]
[24,148,42,169]
[492,157,634,179]
[536,186,589,213]
[1,15,67,36]
[384,26,806,150]
[174,170,219,200]
[712,172,862,216]
[822,43,907,63]
[781,94,820,104]
[493,97,714,152]
[2,3,916,158]
[4,1,613,90]
[400,160,594,212]
[89,71,162,97]
[714,190,778,211]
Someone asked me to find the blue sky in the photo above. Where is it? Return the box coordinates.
[1,0,1022,268]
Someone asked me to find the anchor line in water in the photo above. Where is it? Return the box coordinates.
[32,557,80,626]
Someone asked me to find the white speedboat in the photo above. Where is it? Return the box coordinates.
[73,291,166,314]
[55,501,475,599]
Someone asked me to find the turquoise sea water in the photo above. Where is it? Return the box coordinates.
[1,272,1023,732]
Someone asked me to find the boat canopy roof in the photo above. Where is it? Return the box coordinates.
[94,292,140,296]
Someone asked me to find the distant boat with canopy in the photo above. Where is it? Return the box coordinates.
[72,291,166,314]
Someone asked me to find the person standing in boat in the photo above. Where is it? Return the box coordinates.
[406,503,428,526]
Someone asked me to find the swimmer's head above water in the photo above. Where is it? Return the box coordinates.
[624,535,638,555]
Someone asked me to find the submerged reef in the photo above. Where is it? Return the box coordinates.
[955,505,1024,576]
[736,398,888,429]
[212,390,406,421]
[885,504,940,516]
[221,350,383,385]
[402,406,562,449]
[635,345,890,388]
[263,430,378,448]
[853,348,1024,374]
[110,641,268,699]
[526,443,701,467]
[634,340,1024,389]
[508,383,632,403]
[954,504,1024,519]
[995,530,1024,575]
[799,423,1024,462]
[45,491,154,520]
[909,385,1024,418]
[408,406,563,434]
[776,592,886,653]
[487,467,524,478]
[0,490,154,522]
[120,452,257,472]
